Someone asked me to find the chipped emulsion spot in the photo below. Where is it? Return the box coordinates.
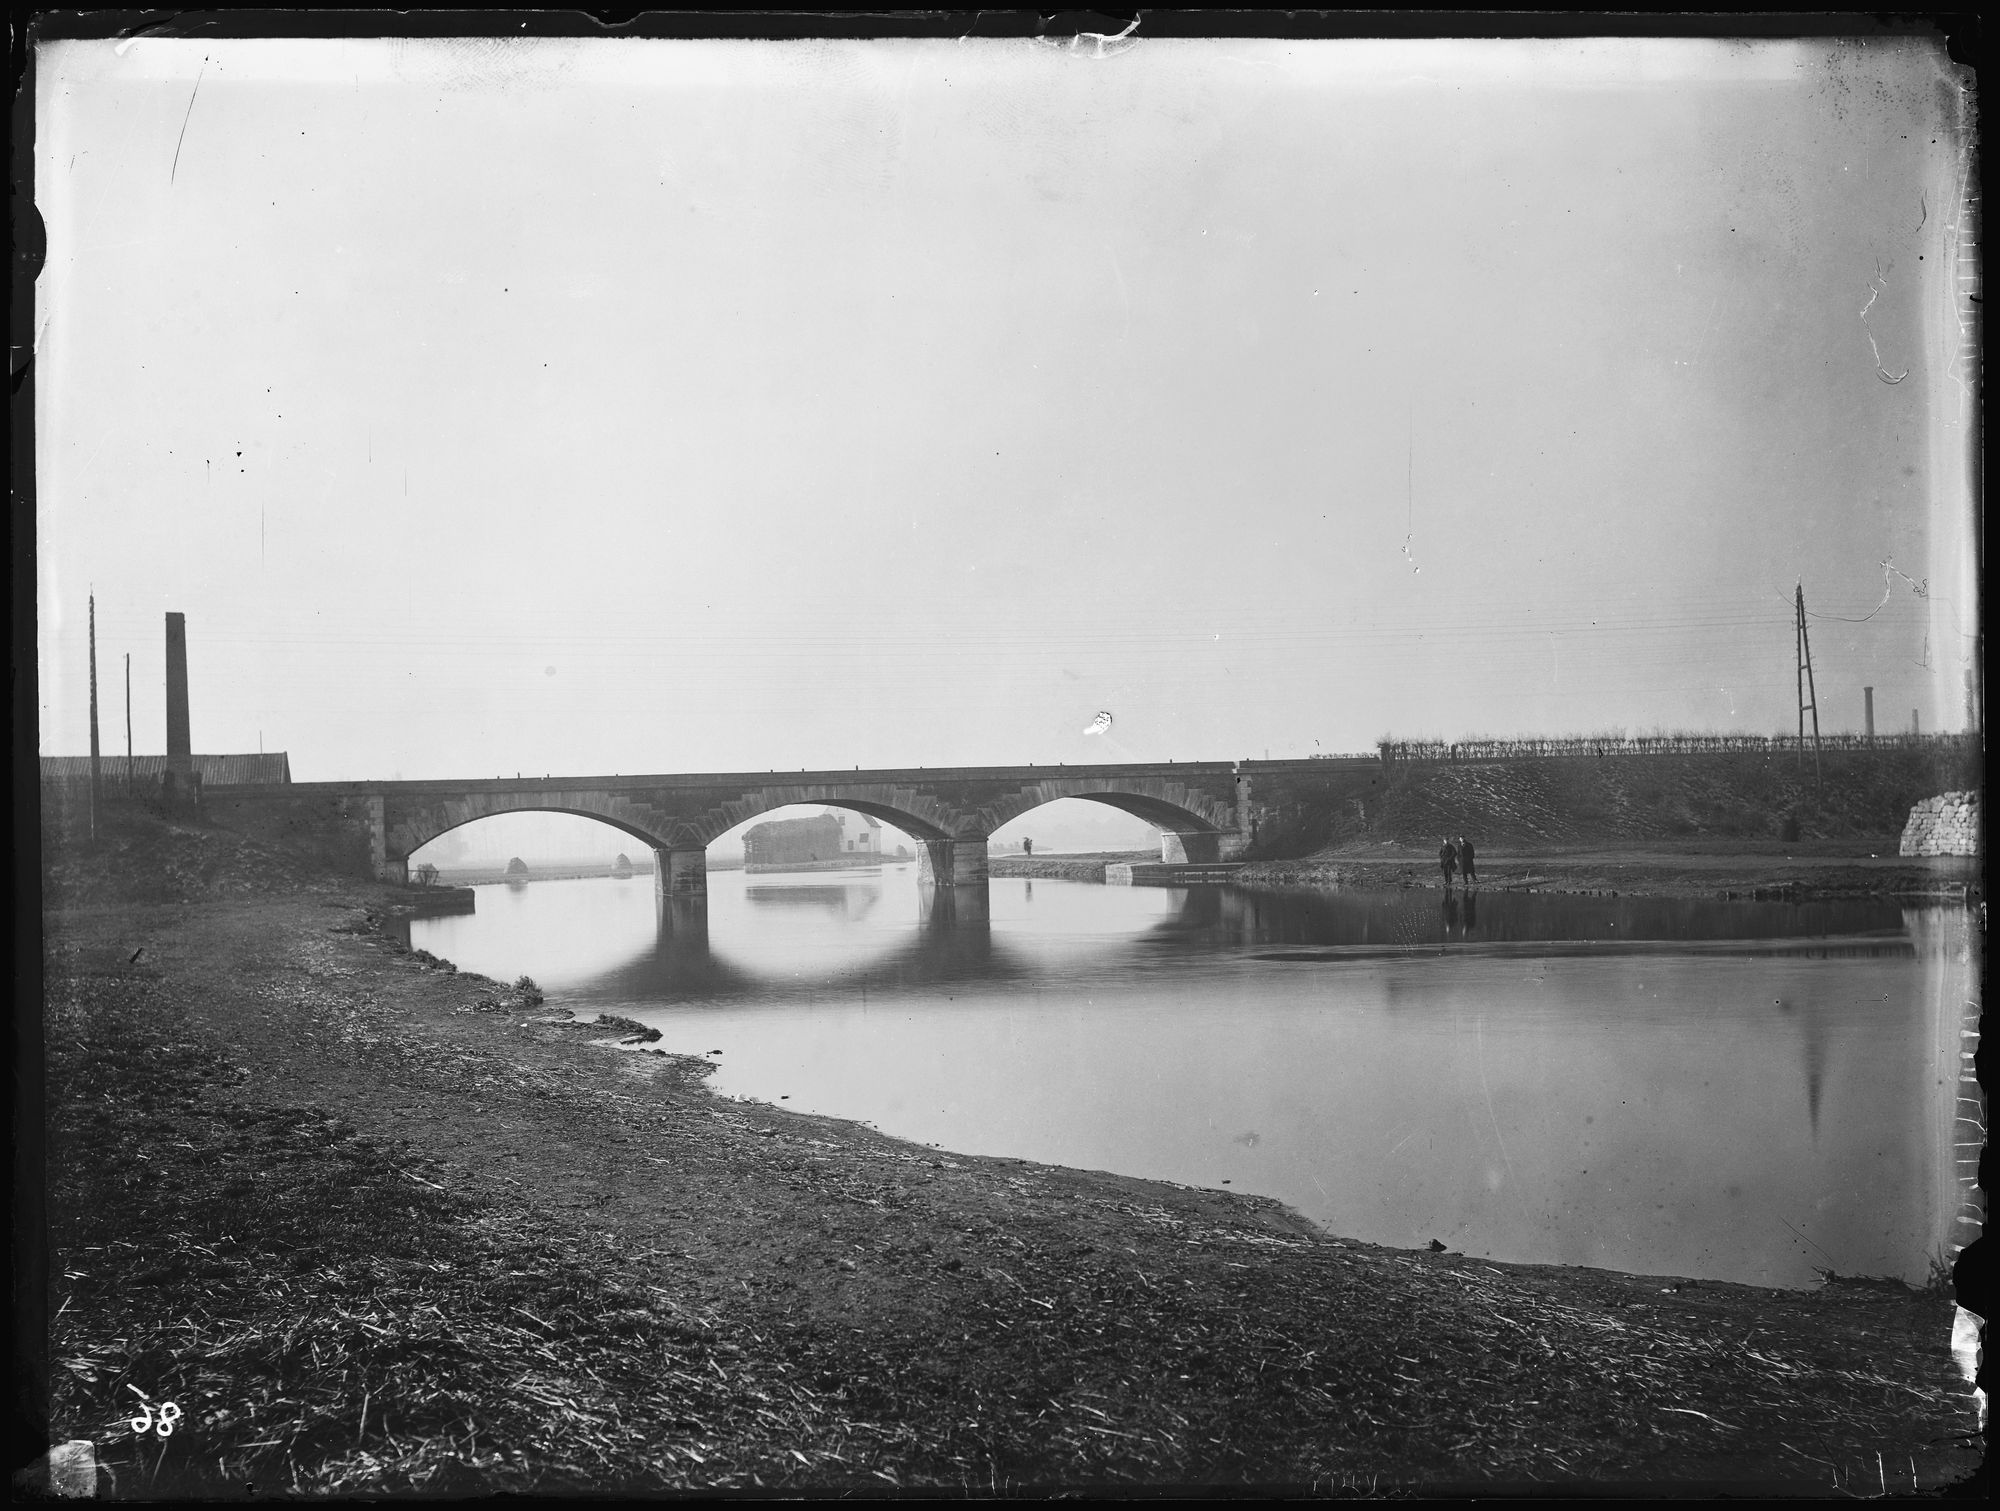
[1034,16,1141,59]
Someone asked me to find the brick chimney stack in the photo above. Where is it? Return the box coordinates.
[165,612,191,776]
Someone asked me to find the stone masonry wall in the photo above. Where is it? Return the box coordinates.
[203,791,384,878]
[1898,791,1982,857]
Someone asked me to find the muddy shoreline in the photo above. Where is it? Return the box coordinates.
[34,817,1982,1495]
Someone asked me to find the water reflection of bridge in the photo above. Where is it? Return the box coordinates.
[602,883,1923,1007]
[575,883,1227,1007]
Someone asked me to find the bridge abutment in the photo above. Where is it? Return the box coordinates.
[915,837,989,886]
[1160,829,1249,864]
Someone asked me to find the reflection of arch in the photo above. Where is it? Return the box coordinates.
[577,884,1012,1005]
[744,883,884,920]
[497,870,1235,1010]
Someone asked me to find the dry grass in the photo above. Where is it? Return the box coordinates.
[45,973,892,1494]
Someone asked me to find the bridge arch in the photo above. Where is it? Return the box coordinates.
[385,790,679,866]
[686,784,974,848]
[982,775,1244,862]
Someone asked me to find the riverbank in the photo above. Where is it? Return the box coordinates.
[988,850,1155,882]
[1238,840,1982,902]
[33,812,1980,1494]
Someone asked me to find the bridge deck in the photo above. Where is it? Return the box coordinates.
[217,759,1285,798]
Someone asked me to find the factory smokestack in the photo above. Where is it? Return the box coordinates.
[165,612,191,775]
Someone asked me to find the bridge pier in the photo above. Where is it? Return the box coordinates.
[1159,830,1247,864]
[915,837,988,886]
[653,846,708,898]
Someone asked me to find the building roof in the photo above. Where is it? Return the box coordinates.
[745,812,842,839]
[40,752,293,785]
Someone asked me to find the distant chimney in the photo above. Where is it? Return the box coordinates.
[1863,687,1874,740]
[165,612,191,773]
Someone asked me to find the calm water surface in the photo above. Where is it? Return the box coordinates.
[412,867,1976,1289]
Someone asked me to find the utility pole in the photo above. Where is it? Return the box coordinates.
[1864,686,1875,742]
[88,593,101,840]
[125,652,133,796]
[1794,583,1822,783]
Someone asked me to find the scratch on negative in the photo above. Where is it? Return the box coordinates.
[1859,261,1909,384]
[170,58,208,186]
[1475,1020,1514,1182]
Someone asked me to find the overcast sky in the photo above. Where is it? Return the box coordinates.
[36,36,1977,781]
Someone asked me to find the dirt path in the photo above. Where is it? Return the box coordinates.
[34,823,1983,1495]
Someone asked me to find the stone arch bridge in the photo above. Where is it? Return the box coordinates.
[203,762,1256,896]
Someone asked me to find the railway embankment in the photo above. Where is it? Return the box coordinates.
[1243,745,1981,857]
[1238,745,1981,900]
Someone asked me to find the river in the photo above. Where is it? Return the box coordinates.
[411,866,1978,1290]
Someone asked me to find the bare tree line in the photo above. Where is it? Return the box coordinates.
[1361,731,1979,764]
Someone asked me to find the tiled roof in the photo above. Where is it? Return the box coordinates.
[40,752,292,785]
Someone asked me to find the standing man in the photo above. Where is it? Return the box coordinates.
[1457,834,1478,885]
[1023,837,1033,856]
[1438,837,1457,889]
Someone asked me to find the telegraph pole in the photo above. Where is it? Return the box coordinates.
[88,593,101,840]
[1794,583,1822,783]
[125,652,133,796]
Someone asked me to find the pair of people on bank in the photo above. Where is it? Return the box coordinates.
[1439,835,1477,887]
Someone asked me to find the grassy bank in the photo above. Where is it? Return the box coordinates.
[33,808,1981,1495]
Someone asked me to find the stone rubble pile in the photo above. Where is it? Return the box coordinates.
[1898,791,1982,857]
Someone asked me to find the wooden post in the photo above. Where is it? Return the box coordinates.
[1794,584,1821,784]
